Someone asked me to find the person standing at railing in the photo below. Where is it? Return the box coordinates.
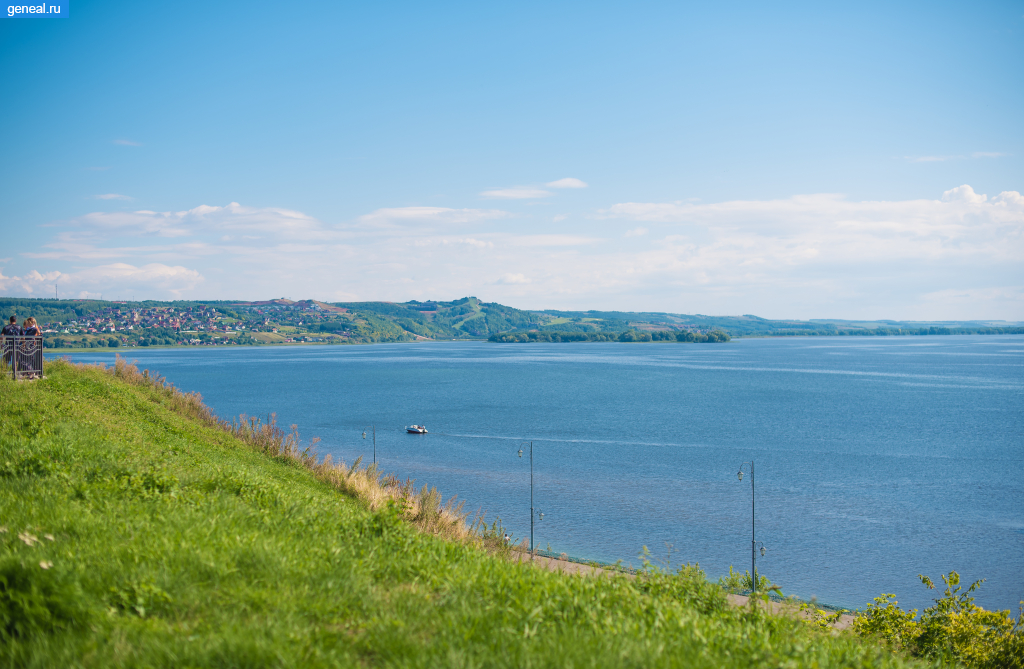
[2,316,19,367]
[1,316,19,336]
[14,318,44,378]
[21,317,41,337]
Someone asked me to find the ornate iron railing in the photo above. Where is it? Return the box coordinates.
[1,335,44,380]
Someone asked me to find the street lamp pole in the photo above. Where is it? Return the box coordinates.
[517,441,535,556]
[737,461,760,592]
[530,440,534,555]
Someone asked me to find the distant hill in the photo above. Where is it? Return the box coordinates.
[1,296,1021,351]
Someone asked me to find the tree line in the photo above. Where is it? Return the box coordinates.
[488,329,731,343]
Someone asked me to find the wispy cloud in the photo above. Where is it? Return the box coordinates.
[480,178,586,199]
[494,273,530,284]
[480,187,552,199]
[113,139,142,146]
[503,234,603,247]
[359,206,510,227]
[72,202,331,239]
[624,227,648,237]
[94,193,132,200]
[906,155,958,162]
[546,178,588,189]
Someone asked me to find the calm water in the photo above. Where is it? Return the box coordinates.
[58,336,1024,612]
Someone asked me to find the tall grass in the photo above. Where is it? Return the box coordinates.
[75,355,478,542]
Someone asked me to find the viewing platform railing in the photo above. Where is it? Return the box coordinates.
[1,335,44,380]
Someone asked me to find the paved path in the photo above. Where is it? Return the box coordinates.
[511,551,855,631]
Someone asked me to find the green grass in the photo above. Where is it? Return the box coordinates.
[0,360,919,668]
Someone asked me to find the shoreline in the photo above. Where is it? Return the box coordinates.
[39,329,1024,356]
[518,547,860,615]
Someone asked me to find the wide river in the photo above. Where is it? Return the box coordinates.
[59,336,1024,613]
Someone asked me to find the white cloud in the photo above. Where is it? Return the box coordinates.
[70,202,338,240]
[73,263,204,295]
[414,237,495,249]
[624,227,648,237]
[113,139,141,146]
[480,187,553,199]
[449,238,493,249]
[942,184,987,204]
[0,269,62,295]
[495,273,530,284]
[7,186,1023,319]
[0,263,201,298]
[94,193,132,200]
[922,285,1024,305]
[546,178,588,189]
[992,191,1024,208]
[503,235,602,247]
[360,206,509,226]
[588,186,1024,317]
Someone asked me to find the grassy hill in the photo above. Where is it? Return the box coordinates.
[0,359,918,668]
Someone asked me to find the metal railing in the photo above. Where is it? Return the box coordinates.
[1,335,44,380]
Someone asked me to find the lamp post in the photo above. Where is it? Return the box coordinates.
[517,441,536,556]
[362,425,375,465]
[736,461,766,592]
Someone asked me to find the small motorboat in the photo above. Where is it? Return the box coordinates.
[406,424,428,434]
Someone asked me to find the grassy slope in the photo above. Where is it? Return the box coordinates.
[0,361,914,668]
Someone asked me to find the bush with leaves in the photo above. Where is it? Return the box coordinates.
[853,571,1023,669]
[717,564,774,593]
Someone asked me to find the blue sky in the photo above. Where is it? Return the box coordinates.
[1,0,1022,319]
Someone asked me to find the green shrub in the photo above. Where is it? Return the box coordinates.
[854,572,1023,668]
[718,564,773,592]
[853,594,920,651]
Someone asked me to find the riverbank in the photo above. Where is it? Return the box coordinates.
[0,358,913,667]
[39,327,1024,356]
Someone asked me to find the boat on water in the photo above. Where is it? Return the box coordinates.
[406,425,428,434]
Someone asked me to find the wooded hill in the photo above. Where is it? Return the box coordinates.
[1,296,1021,349]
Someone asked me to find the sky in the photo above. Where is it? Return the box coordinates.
[1,0,1022,320]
